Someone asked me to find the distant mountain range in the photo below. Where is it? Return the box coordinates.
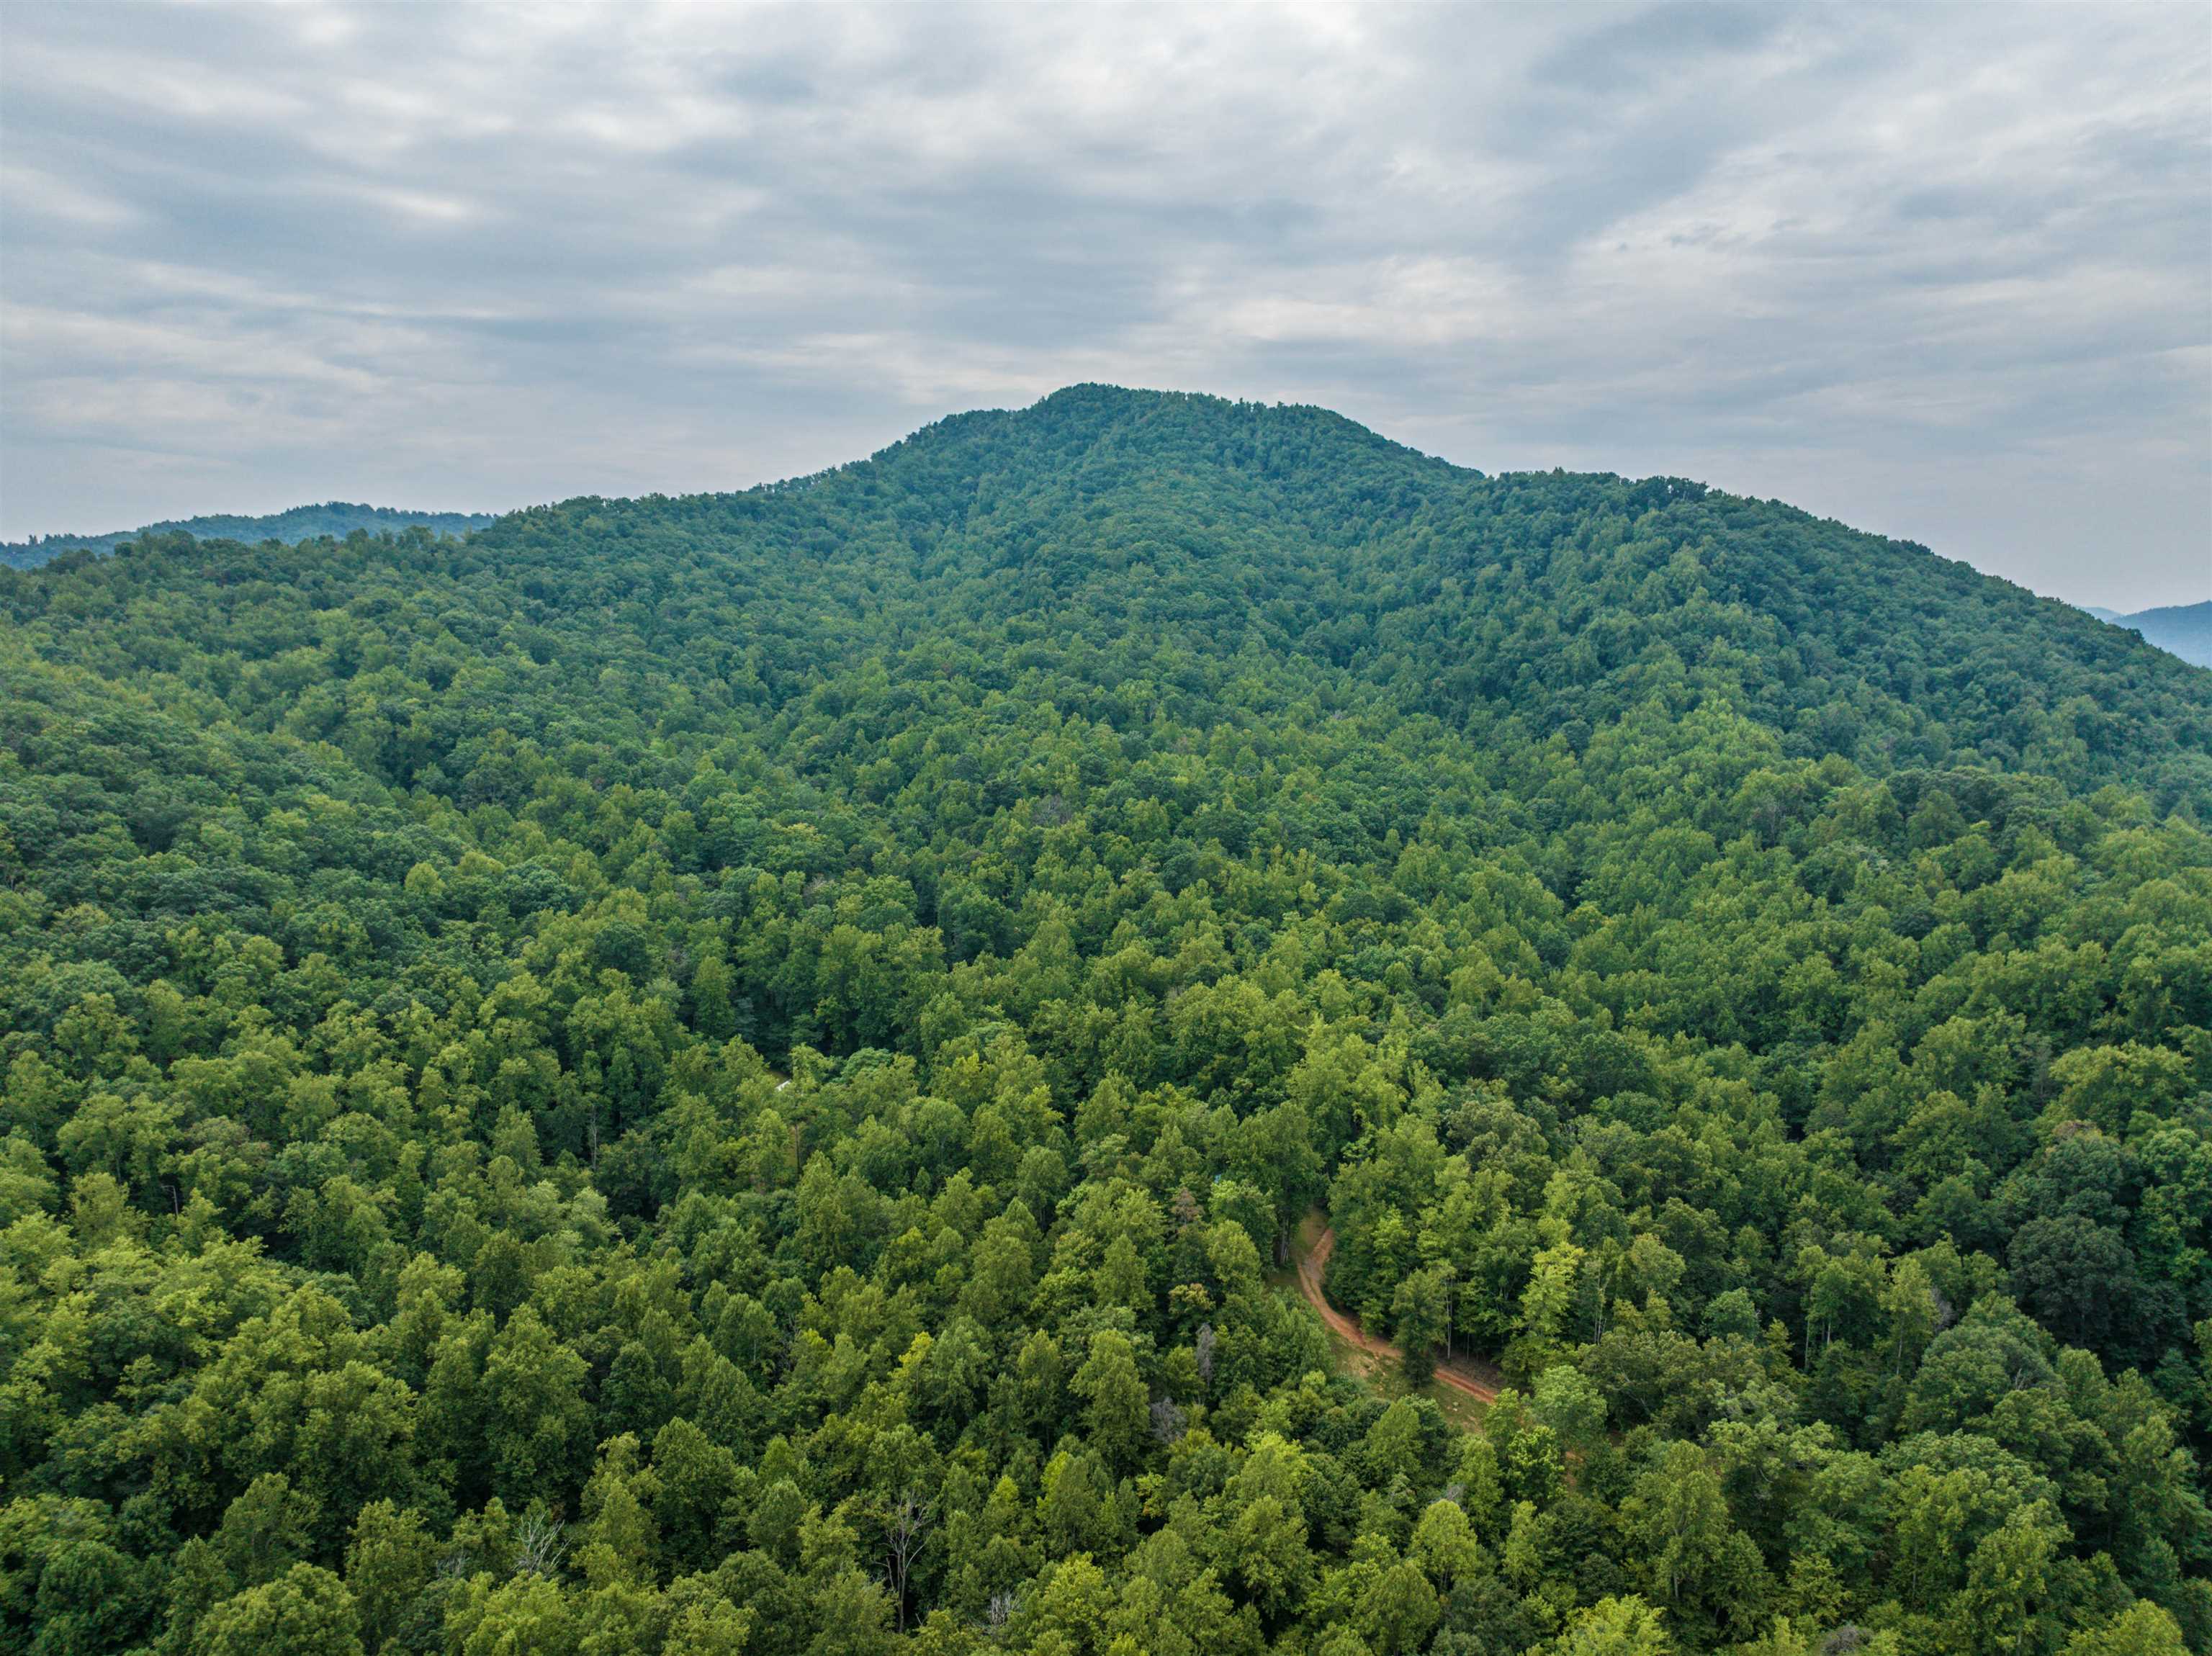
[0,501,498,569]
[2078,601,2211,668]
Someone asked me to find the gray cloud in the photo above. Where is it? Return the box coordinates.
[3,1,2206,608]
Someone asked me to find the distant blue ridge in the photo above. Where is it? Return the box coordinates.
[2,501,499,569]
[2074,600,2211,668]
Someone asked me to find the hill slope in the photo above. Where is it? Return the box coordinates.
[480,384,2212,813]
[1,387,2207,1655]
[1,499,498,568]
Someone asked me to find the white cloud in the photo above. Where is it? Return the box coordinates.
[0,1,2204,607]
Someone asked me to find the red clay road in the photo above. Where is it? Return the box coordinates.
[1295,1223,1502,1406]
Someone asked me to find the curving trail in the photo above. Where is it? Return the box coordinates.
[1294,1220,1502,1406]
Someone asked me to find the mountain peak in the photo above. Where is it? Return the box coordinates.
[859,384,1468,510]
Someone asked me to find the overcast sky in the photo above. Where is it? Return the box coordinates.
[4,4,2207,609]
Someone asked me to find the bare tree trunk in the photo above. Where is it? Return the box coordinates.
[881,1488,933,1632]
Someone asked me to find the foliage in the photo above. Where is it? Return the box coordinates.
[0,387,2206,1655]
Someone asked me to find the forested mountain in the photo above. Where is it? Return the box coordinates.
[1,503,498,570]
[1,386,2207,1656]
[2095,606,2211,672]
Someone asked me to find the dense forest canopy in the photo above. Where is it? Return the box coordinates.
[1,386,2207,1656]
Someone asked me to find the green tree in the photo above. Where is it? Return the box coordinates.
[482,1306,593,1506]
[2060,1603,2189,1656]
[194,1564,364,1656]
[1071,1330,1148,1472]
[1544,1595,1672,1656]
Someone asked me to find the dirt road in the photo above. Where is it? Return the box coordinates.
[1294,1220,1502,1406]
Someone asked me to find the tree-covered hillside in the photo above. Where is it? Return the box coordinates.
[1,387,2206,1656]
